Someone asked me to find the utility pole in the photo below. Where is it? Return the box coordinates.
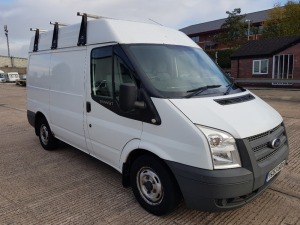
[4,25,13,67]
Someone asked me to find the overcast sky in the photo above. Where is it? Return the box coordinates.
[0,0,289,58]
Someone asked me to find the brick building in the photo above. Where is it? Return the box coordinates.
[230,35,300,86]
[180,9,269,50]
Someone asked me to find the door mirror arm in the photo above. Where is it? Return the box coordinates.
[134,101,146,109]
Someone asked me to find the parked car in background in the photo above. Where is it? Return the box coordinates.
[16,74,27,86]
[0,70,6,82]
[19,74,27,80]
[5,72,20,82]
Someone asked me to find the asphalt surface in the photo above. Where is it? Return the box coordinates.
[0,83,299,225]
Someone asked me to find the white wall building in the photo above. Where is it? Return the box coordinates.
[0,55,27,68]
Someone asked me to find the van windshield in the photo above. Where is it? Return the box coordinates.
[128,44,241,98]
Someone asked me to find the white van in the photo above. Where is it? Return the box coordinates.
[27,14,289,215]
[5,72,20,82]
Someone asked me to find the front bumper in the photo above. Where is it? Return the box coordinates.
[165,123,289,211]
[166,159,283,211]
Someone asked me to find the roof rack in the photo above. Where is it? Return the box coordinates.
[77,12,107,46]
[30,28,47,52]
[30,13,110,51]
[50,22,68,49]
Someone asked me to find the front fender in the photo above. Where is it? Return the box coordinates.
[119,138,173,188]
[119,138,141,171]
[119,138,178,172]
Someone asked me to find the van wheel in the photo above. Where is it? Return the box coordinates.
[130,155,181,216]
[38,118,58,150]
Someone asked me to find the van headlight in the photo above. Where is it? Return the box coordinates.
[197,125,241,169]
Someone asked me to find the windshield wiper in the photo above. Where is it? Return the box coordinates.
[185,85,221,98]
[224,82,245,95]
[224,83,234,95]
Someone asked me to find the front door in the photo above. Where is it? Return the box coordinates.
[84,44,143,169]
[273,54,294,79]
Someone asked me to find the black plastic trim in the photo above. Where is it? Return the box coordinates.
[51,23,59,49]
[33,29,40,52]
[77,13,87,46]
[27,110,35,128]
[241,125,289,190]
[166,160,254,211]
[214,93,255,105]
[86,101,91,113]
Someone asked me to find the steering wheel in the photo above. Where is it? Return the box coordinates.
[95,80,107,89]
[95,80,111,96]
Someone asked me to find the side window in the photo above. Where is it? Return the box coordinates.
[114,55,135,100]
[91,46,113,99]
[91,45,136,104]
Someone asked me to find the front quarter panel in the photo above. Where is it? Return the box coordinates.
[140,98,213,170]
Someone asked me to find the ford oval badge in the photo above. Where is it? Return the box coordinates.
[271,138,281,149]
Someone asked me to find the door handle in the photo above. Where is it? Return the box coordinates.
[86,101,91,113]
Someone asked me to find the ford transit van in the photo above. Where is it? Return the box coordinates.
[27,14,289,215]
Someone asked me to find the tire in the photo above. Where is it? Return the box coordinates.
[37,117,58,150]
[130,155,181,216]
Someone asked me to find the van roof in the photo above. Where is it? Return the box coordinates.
[29,18,198,52]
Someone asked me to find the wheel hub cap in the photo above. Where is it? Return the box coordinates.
[137,168,164,205]
[40,125,49,145]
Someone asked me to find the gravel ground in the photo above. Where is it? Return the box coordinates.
[0,83,299,225]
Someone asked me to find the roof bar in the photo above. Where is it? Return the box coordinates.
[77,13,87,46]
[77,12,103,19]
[77,12,107,46]
[50,22,68,49]
[30,28,47,52]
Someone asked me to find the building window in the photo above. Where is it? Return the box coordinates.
[191,36,200,42]
[273,54,294,79]
[253,59,268,74]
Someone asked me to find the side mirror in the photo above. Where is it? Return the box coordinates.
[119,83,146,112]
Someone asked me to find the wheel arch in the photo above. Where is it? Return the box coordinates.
[121,148,181,195]
[34,111,48,136]
[120,139,169,187]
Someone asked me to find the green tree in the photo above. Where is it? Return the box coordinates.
[206,49,237,69]
[214,8,248,48]
[263,1,300,37]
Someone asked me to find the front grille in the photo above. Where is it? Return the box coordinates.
[247,123,288,163]
[247,131,269,142]
[253,143,268,152]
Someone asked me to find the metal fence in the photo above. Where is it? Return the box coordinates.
[234,79,300,85]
